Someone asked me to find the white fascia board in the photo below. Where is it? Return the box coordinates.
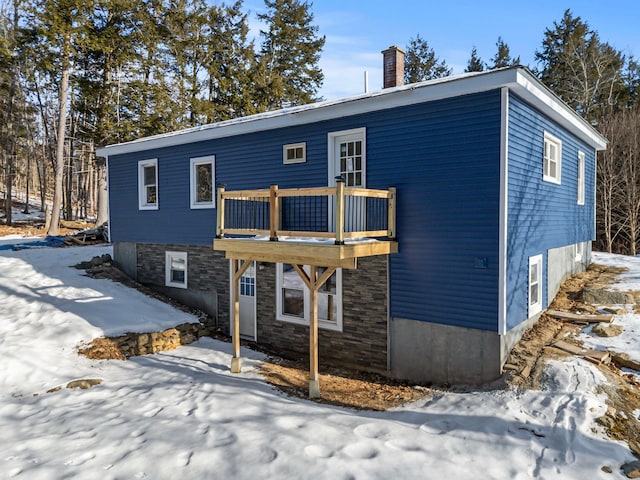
[513,70,607,150]
[96,67,606,157]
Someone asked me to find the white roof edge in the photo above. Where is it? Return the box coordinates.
[513,69,607,150]
[96,67,607,157]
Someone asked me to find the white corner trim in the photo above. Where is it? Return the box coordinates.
[498,87,509,336]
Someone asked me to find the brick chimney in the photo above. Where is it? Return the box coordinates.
[381,46,405,88]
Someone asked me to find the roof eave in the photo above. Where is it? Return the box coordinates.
[95,67,606,157]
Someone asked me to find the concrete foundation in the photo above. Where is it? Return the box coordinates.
[547,241,591,302]
[390,317,502,385]
[113,242,137,280]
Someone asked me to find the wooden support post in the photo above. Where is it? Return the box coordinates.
[230,258,241,373]
[229,258,252,374]
[270,184,279,241]
[216,186,225,238]
[387,186,396,239]
[308,265,320,398]
[335,179,345,245]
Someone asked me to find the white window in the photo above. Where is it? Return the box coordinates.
[528,254,543,317]
[276,263,342,331]
[138,159,158,210]
[543,132,562,184]
[190,155,215,209]
[577,151,585,205]
[165,251,187,288]
[283,142,306,164]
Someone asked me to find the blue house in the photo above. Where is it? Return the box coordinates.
[96,47,606,388]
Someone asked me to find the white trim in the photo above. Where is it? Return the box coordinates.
[498,87,509,336]
[96,67,607,158]
[328,127,367,187]
[528,254,543,317]
[283,142,306,164]
[138,158,158,210]
[228,260,257,341]
[190,155,215,209]
[275,263,343,332]
[165,251,187,289]
[105,156,111,242]
[577,151,585,205]
[543,131,562,185]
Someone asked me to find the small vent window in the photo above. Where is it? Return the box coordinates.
[283,143,306,164]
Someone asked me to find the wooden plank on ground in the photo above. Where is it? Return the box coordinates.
[584,350,611,365]
[552,340,585,355]
[546,310,614,324]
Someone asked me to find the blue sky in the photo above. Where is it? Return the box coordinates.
[245,0,640,100]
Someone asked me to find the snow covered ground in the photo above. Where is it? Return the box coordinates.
[0,242,637,479]
[582,252,640,381]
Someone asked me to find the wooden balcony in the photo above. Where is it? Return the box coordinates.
[213,180,398,398]
[213,181,398,268]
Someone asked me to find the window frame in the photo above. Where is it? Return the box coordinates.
[528,254,543,317]
[138,158,159,210]
[577,151,585,205]
[165,251,188,289]
[275,263,343,331]
[190,155,215,209]
[543,132,562,185]
[283,142,307,164]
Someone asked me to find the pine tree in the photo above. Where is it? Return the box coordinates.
[258,0,325,109]
[489,37,519,69]
[404,34,451,83]
[464,46,484,72]
[205,1,257,122]
[535,9,625,121]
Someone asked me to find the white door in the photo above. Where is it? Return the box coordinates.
[231,261,257,340]
[329,128,366,232]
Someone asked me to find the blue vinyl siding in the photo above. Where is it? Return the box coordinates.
[108,90,502,332]
[506,92,596,330]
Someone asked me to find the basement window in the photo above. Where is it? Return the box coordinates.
[276,263,342,331]
[283,143,306,164]
[528,254,543,317]
[165,251,187,289]
[543,132,562,184]
[138,158,158,210]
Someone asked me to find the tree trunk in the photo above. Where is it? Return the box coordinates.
[47,33,71,235]
[95,155,108,227]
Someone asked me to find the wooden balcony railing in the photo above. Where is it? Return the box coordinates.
[216,180,396,244]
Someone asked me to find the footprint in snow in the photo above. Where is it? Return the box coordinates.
[353,423,390,439]
[142,405,163,418]
[206,427,237,448]
[243,445,278,464]
[420,419,455,435]
[64,451,96,466]
[196,423,209,435]
[304,444,334,458]
[176,450,193,467]
[342,443,379,459]
[385,438,423,451]
[275,416,306,430]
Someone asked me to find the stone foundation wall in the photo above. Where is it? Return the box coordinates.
[134,243,230,330]
[256,256,389,373]
[126,242,389,374]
